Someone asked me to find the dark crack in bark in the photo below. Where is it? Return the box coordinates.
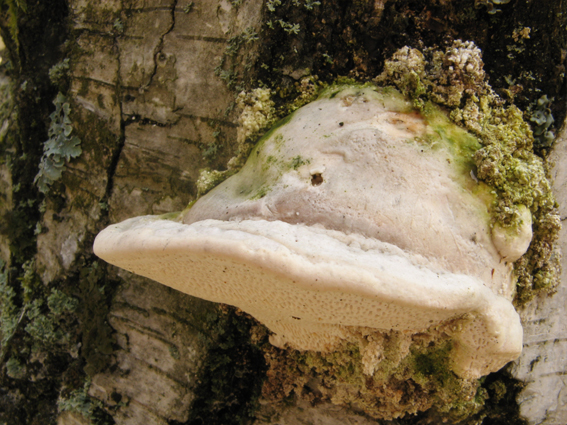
[98,36,126,224]
[140,0,178,93]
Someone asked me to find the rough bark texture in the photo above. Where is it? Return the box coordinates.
[510,131,567,425]
[0,1,566,424]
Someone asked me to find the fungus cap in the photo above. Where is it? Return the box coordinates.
[94,86,524,379]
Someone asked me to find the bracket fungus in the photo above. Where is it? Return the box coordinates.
[94,85,524,379]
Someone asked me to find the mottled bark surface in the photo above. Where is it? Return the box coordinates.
[0,1,566,424]
[62,1,264,424]
[511,131,567,425]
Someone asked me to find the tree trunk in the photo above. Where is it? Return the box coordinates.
[0,1,566,424]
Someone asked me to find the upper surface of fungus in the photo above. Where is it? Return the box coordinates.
[94,86,523,379]
[379,42,561,304]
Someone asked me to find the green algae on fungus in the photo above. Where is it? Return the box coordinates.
[197,79,410,202]
[379,42,561,303]
[191,88,279,199]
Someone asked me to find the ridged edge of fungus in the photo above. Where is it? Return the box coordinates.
[94,216,522,379]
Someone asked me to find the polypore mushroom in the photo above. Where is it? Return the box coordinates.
[94,85,524,379]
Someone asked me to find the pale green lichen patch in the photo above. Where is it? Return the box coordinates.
[528,95,556,149]
[469,103,560,303]
[196,168,231,197]
[35,93,82,194]
[57,378,104,421]
[229,88,277,172]
[379,41,561,304]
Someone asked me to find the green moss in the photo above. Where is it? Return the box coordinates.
[0,259,79,357]
[380,44,560,304]
[413,342,453,379]
[252,113,294,152]
[468,102,560,303]
[263,334,484,421]
[0,255,117,422]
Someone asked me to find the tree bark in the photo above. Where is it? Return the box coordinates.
[0,1,566,424]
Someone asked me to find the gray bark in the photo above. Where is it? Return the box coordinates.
[60,1,263,423]
[510,129,567,425]
[1,1,566,424]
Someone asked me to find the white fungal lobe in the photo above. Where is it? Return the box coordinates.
[94,85,524,379]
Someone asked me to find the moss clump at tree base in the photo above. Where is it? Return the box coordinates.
[260,330,528,424]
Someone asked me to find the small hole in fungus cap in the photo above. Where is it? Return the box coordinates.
[311,173,323,186]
